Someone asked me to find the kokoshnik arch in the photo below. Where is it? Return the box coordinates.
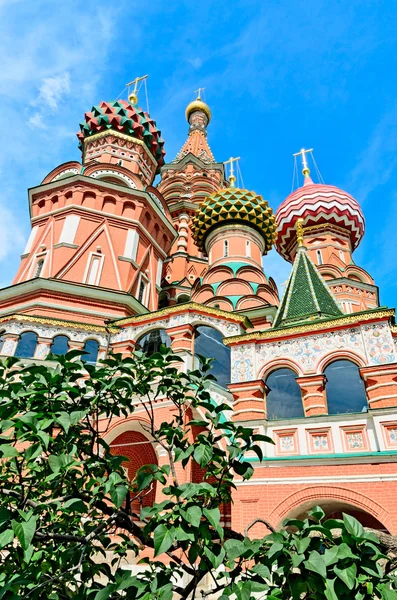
[0,80,396,539]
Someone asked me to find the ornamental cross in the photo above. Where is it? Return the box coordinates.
[293,147,313,175]
[224,156,241,187]
[194,87,205,99]
[126,75,148,104]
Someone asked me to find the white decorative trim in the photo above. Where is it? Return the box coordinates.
[53,168,79,181]
[235,473,397,485]
[89,169,137,189]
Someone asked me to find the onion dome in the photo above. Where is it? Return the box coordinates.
[76,100,165,173]
[191,186,277,253]
[185,97,211,124]
[275,175,365,262]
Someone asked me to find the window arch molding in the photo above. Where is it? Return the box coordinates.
[135,328,171,356]
[316,349,365,375]
[264,366,305,420]
[14,331,38,359]
[193,324,231,389]
[82,338,100,364]
[323,359,368,415]
[50,334,70,356]
[259,358,303,382]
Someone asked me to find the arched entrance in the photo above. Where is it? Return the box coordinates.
[269,486,392,533]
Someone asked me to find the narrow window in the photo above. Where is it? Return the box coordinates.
[14,332,38,358]
[224,240,229,257]
[339,250,345,262]
[123,230,139,261]
[138,279,146,304]
[34,258,44,278]
[246,240,251,257]
[316,249,323,265]
[82,339,99,364]
[85,254,103,286]
[59,215,80,245]
[156,259,163,287]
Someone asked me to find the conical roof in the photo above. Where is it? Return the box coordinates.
[273,246,343,328]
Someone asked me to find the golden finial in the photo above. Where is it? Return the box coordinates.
[224,156,241,188]
[293,147,313,177]
[126,75,148,105]
[295,218,305,247]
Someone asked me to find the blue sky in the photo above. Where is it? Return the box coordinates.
[1,0,397,306]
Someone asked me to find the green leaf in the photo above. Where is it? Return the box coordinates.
[56,412,71,433]
[224,539,247,561]
[380,587,397,600]
[153,524,175,556]
[203,507,221,533]
[110,485,128,508]
[343,513,365,538]
[304,550,327,578]
[12,517,37,550]
[181,505,202,528]
[334,563,357,590]
[308,505,325,522]
[0,444,19,457]
[324,578,339,600]
[193,443,213,467]
[0,529,14,548]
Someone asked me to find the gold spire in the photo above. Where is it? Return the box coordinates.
[295,218,305,247]
[293,147,313,177]
[126,74,148,105]
[224,156,240,188]
[185,89,211,123]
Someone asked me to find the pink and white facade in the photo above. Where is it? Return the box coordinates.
[0,90,396,540]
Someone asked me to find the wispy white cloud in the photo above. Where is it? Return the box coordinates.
[348,104,397,202]
[37,72,71,110]
[27,112,47,130]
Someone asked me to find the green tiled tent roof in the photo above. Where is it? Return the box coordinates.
[273,247,343,328]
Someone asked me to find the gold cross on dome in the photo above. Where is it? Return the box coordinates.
[194,87,205,100]
[293,147,313,176]
[224,156,241,187]
[126,75,148,104]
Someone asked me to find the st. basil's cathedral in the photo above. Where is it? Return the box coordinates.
[1,79,397,541]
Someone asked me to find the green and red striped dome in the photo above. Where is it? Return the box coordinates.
[76,100,165,172]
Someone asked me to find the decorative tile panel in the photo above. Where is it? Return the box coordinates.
[1,338,17,356]
[341,425,368,452]
[231,344,255,383]
[274,429,299,456]
[256,327,365,377]
[362,323,396,365]
[381,422,397,448]
[307,428,333,454]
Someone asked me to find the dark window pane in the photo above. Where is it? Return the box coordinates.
[266,368,304,419]
[194,326,230,389]
[325,360,367,414]
[136,329,171,356]
[51,335,69,356]
[0,332,4,353]
[83,339,99,364]
[15,332,38,358]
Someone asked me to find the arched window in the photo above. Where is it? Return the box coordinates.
[325,360,367,414]
[82,339,99,364]
[194,326,231,389]
[51,335,69,356]
[177,294,190,304]
[14,332,38,359]
[0,331,4,353]
[158,293,169,309]
[136,329,171,356]
[34,259,44,278]
[246,240,251,257]
[265,368,304,419]
[316,250,323,265]
[224,240,229,257]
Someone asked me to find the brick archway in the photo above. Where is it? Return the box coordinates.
[110,430,158,510]
[269,485,392,533]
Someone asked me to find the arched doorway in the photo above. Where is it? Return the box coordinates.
[281,498,389,533]
[110,430,158,514]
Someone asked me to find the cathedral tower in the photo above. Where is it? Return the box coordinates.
[157,92,224,306]
[275,149,378,313]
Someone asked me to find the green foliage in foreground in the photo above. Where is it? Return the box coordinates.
[0,348,396,599]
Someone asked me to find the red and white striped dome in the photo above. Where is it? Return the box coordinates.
[275,178,365,262]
